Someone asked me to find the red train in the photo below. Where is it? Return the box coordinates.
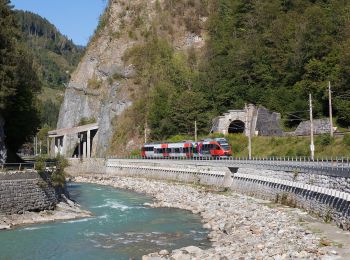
[141,138,232,158]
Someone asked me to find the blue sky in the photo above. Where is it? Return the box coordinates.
[11,0,108,46]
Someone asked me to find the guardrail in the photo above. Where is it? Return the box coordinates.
[0,162,56,171]
[108,156,350,177]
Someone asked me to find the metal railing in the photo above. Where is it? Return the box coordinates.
[0,162,56,172]
[108,156,350,177]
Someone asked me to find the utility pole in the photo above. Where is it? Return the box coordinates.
[309,93,315,161]
[328,81,334,137]
[194,120,198,142]
[144,122,148,144]
[246,104,252,160]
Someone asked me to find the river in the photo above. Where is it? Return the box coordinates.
[0,183,210,259]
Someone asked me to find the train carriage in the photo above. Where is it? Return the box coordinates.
[141,138,232,158]
[141,141,194,158]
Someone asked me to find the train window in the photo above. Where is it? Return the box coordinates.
[183,147,189,153]
[174,148,180,153]
[213,145,219,150]
[165,148,171,153]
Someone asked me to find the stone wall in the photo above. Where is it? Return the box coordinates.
[0,171,59,215]
[255,107,283,136]
[66,158,106,176]
[293,118,331,136]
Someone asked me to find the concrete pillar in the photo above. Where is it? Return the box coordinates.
[58,137,61,155]
[83,141,87,158]
[54,137,58,156]
[87,130,91,158]
[47,137,50,156]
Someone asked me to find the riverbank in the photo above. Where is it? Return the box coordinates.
[0,196,91,230]
[74,175,342,259]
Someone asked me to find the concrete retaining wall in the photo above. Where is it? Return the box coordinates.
[0,171,58,214]
[233,169,350,229]
[106,159,233,188]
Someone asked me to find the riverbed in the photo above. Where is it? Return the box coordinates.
[75,175,342,259]
[0,183,210,260]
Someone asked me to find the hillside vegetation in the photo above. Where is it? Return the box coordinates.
[16,10,84,90]
[0,1,41,161]
[16,10,84,128]
[105,0,350,155]
[162,133,350,158]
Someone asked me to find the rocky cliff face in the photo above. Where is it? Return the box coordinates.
[57,0,206,157]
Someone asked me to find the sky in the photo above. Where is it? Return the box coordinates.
[10,0,108,46]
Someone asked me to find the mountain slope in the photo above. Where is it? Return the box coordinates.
[16,10,84,90]
[57,0,208,156]
[57,0,350,157]
[15,10,85,128]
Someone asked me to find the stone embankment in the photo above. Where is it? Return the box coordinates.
[0,170,91,230]
[74,175,339,260]
[0,196,91,230]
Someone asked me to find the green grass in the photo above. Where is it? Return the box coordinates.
[161,133,350,158]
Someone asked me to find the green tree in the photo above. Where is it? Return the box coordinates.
[0,0,41,161]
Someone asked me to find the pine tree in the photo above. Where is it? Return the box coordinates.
[0,0,18,110]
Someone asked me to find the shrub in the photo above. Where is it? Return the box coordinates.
[35,156,46,173]
[87,78,102,89]
[343,133,350,147]
[316,134,334,146]
[78,117,96,126]
[51,155,68,187]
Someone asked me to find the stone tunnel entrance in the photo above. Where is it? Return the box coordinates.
[228,120,245,134]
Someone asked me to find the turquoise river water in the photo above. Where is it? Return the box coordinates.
[0,183,210,260]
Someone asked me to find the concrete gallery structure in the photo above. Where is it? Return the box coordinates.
[48,123,98,158]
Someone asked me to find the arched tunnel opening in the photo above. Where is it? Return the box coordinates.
[228,120,245,134]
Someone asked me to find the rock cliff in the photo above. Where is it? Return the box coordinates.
[57,0,206,157]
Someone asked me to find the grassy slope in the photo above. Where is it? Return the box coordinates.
[38,87,64,103]
[158,134,350,158]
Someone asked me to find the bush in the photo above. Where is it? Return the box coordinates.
[344,133,350,147]
[316,134,334,146]
[87,78,102,89]
[35,156,46,173]
[51,155,68,187]
[78,117,96,126]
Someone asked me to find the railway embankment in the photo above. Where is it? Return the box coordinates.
[0,170,90,230]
